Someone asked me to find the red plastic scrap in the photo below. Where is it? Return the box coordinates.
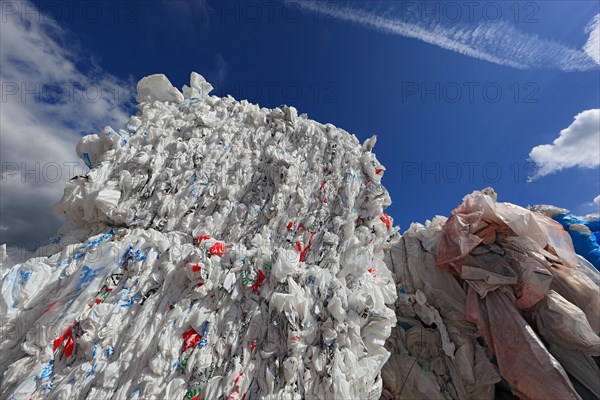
[251,270,266,293]
[209,242,224,257]
[191,264,202,272]
[196,235,210,246]
[53,325,75,357]
[45,300,59,313]
[295,241,303,252]
[319,180,327,190]
[181,328,201,353]
[299,232,316,262]
[299,244,311,262]
[249,341,256,351]
[375,168,384,175]
[233,372,244,385]
[286,221,293,230]
[380,213,391,230]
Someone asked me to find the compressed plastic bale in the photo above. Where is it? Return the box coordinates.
[1,72,399,400]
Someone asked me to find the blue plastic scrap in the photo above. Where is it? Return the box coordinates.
[18,270,32,285]
[82,152,93,169]
[553,213,600,270]
[198,320,209,348]
[77,266,104,291]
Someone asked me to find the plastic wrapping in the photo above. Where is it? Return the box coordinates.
[383,189,598,400]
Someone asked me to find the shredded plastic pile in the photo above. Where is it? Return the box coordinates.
[0,73,397,399]
[382,189,600,400]
[1,72,599,400]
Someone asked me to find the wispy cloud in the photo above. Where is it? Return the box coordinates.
[0,1,134,257]
[528,109,600,180]
[290,1,599,72]
[584,14,600,64]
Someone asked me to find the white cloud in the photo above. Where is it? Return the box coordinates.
[0,1,134,254]
[584,14,600,65]
[528,109,600,180]
[595,195,600,206]
[289,2,599,71]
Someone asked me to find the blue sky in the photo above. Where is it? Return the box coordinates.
[1,0,599,254]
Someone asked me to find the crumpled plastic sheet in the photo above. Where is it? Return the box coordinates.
[0,73,398,400]
[439,190,579,268]
[382,189,599,400]
[436,189,599,400]
[381,224,500,400]
[473,289,580,400]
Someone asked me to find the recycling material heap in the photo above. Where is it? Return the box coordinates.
[1,73,397,400]
[1,73,599,400]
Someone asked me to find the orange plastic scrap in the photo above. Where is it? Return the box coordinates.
[484,291,582,400]
[380,213,391,230]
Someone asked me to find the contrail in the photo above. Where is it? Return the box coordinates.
[291,1,599,72]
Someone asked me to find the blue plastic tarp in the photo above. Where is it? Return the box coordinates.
[553,214,600,270]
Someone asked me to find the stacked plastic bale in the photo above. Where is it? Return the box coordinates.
[0,73,398,399]
[381,189,600,400]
